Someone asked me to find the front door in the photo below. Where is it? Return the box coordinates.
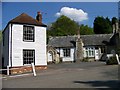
[95,49,99,60]
[48,51,53,62]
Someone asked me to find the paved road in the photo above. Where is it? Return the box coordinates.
[2,61,120,88]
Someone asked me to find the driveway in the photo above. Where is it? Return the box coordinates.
[2,61,120,88]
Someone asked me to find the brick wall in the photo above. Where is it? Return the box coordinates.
[9,66,47,75]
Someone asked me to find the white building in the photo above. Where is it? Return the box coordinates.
[47,34,112,63]
[2,12,47,74]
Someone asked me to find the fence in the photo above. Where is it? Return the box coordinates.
[0,63,36,76]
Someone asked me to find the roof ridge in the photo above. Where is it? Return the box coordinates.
[50,34,113,38]
[8,13,46,27]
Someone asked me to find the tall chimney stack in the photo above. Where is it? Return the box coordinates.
[112,24,116,33]
[36,11,42,23]
[115,22,119,33]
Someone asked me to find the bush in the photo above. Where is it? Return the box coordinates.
[106,56,118,65]
[82,57,89,62]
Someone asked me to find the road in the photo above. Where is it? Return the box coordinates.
[2,61,120,88]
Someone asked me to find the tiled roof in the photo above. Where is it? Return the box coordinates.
[48,34,113,48]
[9,13,47,27]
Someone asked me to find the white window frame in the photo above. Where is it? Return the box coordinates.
[85,47,95,57]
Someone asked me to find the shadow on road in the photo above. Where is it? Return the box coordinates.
[73,80,120,88]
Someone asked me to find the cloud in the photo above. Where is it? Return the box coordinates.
[55,7,88,22]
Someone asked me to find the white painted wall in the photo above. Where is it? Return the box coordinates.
[47,52,53,62]
[57,48,75,62]
[95,49,99,60]
[7,24,47,67]
[83,46,95,58]
[83,46,102,60]
[62,48,75,62]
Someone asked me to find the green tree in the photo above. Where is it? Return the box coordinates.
[47,15,94,37]
[93,16,112,34]
[47,15,94,43]
[47,15,79,36]
[80,24,94,35]
[112,17,118,25]
[0,31,2,42]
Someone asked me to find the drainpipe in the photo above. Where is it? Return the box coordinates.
[10,24,12,67]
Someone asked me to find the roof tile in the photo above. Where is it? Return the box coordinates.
[9,13,47,27]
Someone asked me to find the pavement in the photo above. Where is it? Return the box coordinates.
[2,61,120,88]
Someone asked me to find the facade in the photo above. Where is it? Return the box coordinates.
[47,45,60,63]
[47,34,113,63]
[2,12,47,74]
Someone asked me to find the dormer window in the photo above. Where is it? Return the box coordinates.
[23,25,34,42]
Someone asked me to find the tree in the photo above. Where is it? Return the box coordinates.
[47,15,79,36]
[112,17,118,25]
[80,24,94,35]
[93,16,112,34]
[47,15,94,37]
[0,31,2,42]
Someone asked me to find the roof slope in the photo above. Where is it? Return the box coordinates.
[81,34,112,46]
[9,13,47,27]
[48,34,112,48]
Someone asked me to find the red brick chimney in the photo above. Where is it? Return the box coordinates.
[36,11,42,23]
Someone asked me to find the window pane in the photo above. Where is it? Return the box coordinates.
[23,25,34,42]
[23,50,35,65]
[63,48,70,57]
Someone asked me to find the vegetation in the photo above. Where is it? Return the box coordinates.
[82,57,89,62]
[111,17,118,25]
[47,15,79,36]
[80,24,94,35]
[0,31,2,42]
[106,56,118,65]
[47,15,118,43]
[117,47,120,56]
[93,16,112,34]
[47,15,94,39]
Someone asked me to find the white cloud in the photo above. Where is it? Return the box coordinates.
[55,7,88,22]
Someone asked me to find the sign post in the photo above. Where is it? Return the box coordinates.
[31,63,36,76]
[116,54,120,65]
[7,66,9,75]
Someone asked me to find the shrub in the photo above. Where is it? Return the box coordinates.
[82,57,89,62]
[106,56,118,65]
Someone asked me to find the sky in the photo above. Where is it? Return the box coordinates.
[1,2,118,30]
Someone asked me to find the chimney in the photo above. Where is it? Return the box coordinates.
[112,24,115,33]
[36,12,42,23]
[77,26,80,39]
[115,22,119,33]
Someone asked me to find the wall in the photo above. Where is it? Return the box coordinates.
[56,48,75,62]
[11,24,47,67]
[0,42,2,68]
[83,46,102,60]
[2,25,10,67]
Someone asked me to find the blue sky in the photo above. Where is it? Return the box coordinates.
[1,2,118,30]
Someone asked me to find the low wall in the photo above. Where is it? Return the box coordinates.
[6,65,47,75]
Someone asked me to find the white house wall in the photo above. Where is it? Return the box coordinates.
[3,25,10,67]
[62,48,74,62]
[83,46,102,60]
[95,47,101,60]
[57,48,75,62]
[11,24,47,67]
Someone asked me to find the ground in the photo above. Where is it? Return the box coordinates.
[2,61,120,88]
